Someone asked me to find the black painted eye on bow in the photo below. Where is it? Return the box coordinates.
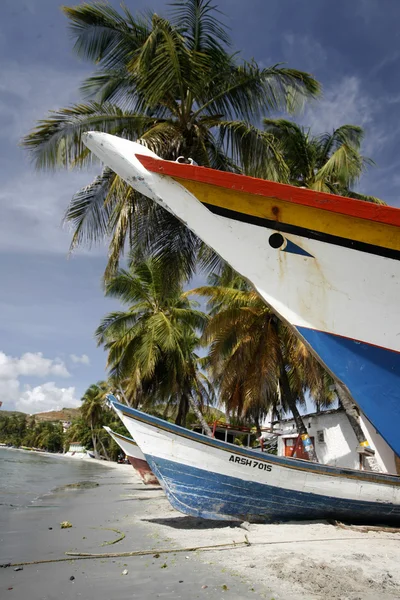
[268,233,313,258]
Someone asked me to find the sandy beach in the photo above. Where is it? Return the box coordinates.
[1,457,400,599]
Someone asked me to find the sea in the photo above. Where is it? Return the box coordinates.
[0,447,109,511]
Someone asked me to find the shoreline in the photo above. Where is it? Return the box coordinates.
[1,444,125,470]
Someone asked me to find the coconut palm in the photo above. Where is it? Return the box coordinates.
[23,0,320,279]
[80,380,109,457]
[262,119,384,203]
[191,275,337,461]
[96,256,213,432]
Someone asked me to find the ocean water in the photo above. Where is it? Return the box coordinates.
[0,447,110,510]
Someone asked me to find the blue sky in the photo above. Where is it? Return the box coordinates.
[1,0,399,413]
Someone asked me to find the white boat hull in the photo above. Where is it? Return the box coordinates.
[103,426,158,485]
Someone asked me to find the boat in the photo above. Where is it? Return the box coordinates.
[103,425,159,485]
[110,399,400,524]
[82,132,400,458]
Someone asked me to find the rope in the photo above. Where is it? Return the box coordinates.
[2,539,250,568]
[4,529,400,569]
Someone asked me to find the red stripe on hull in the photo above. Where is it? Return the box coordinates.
[127,456,159,485]
[137,155,400,228]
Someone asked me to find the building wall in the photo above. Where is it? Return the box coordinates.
[276,410,397,473]
[360,416,398,474]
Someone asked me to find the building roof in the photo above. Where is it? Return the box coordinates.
[272,407,344,425]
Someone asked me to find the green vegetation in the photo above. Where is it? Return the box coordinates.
[0,413,64,452]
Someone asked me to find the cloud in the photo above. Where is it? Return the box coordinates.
[0,351,78,413]
[0,351,70,379]
[0,170,102,255]
[301,76,389,155]
[14,382,79,414]
[70,353,90,365]
[0,61,87,144]
[0,60,103,256]
[282,33,327,73]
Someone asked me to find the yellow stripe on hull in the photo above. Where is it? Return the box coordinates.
[174,177,400,253]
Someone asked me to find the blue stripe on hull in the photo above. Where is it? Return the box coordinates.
[146,455,400,525]
[297,327,400,457]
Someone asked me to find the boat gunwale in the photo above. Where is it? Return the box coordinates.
[112,401,400,487]
[103,426,137,446]
[137,154,400,228]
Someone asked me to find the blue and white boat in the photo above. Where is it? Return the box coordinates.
[110,399,400,524]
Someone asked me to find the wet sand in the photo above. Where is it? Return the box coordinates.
[0,462,263,599]
[1,459,400,599]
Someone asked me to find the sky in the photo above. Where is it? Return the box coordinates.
[1,0,400,414]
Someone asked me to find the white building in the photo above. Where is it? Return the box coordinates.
[273,408,399,475]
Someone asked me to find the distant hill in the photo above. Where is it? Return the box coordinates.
[35,407,81,422]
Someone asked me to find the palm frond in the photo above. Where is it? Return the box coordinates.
[62,3,150,70]
[169,0,231,53]
[218,120,289,180]
[64,167,116,250]
[22,102,153,169]
[347,190,386,205]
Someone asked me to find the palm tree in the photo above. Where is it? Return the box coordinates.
[262,119,384,203]
[96,256,213,433]
[80,381,109,457]
[191,275,335,461]
[23,0,320,279]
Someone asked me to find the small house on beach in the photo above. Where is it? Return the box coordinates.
[272,408,399,475]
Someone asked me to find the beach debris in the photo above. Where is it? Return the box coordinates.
[100,527,126,546]
[69,576,75,581]
[48,527,53,530]
[201,585,208,589]
[54,481,99,492]
[0,563,11,568]
[60,521,72,529]
[7,587,13,591]
[222,584,229,591]
[153,553,160,558]
[240,521,250,531]
[13,567,23,572]
[179,580,183,583]
[161,563,168,568]
[122,569,128,575]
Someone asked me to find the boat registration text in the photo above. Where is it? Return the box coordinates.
[229,455,272,471]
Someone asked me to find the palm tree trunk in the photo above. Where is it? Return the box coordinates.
[98,435,111,461]
[188,395,213,437]
[90,421,98,458]
[335,383,381,472]
[279,362,319,462]
[175,394,189,427]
